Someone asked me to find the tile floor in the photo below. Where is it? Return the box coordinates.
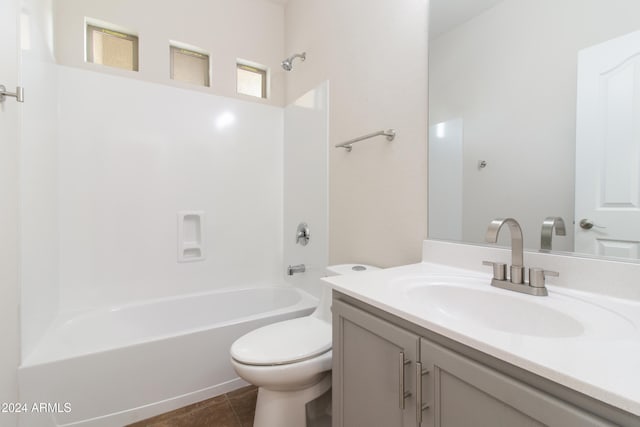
[127,386,257,427]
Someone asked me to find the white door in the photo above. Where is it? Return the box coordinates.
[574,30,640,259]
[0,0,22,424]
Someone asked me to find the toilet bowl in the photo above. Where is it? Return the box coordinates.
[230,264,379,427]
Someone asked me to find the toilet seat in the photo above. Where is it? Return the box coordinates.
[231,316,331,366]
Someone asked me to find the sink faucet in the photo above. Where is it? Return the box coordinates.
[483,217,556,296]
[485,218,525,284]
[540,216,566,251]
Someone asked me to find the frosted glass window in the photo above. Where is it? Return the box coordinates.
[86,25,138,71]
[170,46,210,87]
[237,63,267,98]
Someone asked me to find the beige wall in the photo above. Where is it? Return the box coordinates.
[284,0,429,268]
[0,0,21,424]
[54,0,286,106]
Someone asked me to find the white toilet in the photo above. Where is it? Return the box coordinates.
[230,264,379,427]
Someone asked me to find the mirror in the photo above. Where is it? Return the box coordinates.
[428,0,640,261]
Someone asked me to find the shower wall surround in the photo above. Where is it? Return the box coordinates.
[283,82,329,298]
[18,0,290,362]
[56,66,285,313]
[20,0,61,364]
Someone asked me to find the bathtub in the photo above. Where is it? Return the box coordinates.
[18,285,317,427]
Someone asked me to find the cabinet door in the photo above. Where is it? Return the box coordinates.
[333,300,420,427]
[419,338,615,427]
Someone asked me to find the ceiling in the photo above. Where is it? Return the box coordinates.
[262,0,502,40]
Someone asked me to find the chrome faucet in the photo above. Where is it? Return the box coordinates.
[485,218,525,284]
[287,264,306,276]
[483,217,556,296]
[540,216,566,251]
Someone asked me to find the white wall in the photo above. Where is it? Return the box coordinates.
[20,0,60,360]
[429,0,640,251]
[57,66,284,312]
[0,0,21,425]
[283,82,329,297]
[284,0,429,268]
[53,0,286,107]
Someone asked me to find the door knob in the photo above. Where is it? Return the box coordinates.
[579,219,606,230]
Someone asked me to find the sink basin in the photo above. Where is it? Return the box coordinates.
[390,275,636,339]
[407,284,584,337]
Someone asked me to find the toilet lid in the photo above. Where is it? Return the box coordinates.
[231,317,331,366]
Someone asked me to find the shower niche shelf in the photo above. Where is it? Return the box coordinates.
[178,211,205,262]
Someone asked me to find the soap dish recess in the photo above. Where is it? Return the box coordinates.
[178,211,205,262]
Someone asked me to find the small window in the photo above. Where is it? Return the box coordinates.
[237,63,267,99]
[86,24,138,71]
[170,46,210,87]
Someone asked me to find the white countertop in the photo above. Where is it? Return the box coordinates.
[324,261,640,417]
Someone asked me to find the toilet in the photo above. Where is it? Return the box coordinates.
[230,264,380,427]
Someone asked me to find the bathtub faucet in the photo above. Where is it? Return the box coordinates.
[287,264,306,276]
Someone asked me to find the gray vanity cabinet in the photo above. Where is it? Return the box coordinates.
[419,339,612,427]
[333,299,421,427]
[333,297,618,427]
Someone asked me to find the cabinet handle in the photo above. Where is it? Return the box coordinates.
[416,361,430,424]
[398,352,411,409]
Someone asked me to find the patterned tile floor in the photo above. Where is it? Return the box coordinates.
[127,386,257,427]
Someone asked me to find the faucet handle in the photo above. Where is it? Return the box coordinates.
[529,268,559,288]
[482,261,507,281]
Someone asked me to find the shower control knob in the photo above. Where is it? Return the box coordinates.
[295,222,310,246]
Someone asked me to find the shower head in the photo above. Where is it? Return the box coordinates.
[281,52,306,71]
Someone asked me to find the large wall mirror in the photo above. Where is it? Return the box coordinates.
[428,0,640,261]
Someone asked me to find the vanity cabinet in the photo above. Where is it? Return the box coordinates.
[418,339,612,427]
[332,299,420,427]
[332,297,620,427]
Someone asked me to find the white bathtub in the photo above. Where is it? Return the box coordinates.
[18,285,317,427]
